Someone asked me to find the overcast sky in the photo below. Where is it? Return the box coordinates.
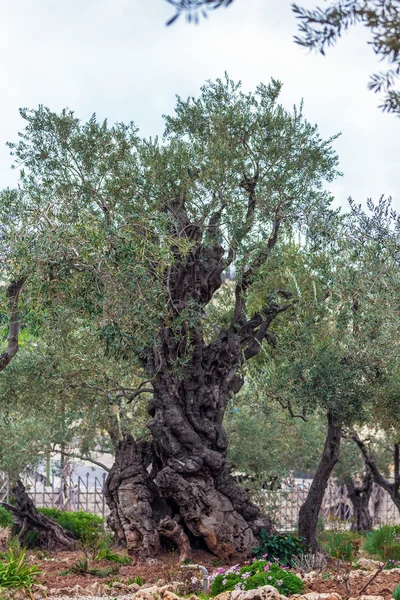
[1,0,399,211]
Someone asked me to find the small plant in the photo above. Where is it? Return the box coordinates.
[392,584,400,600]
[252,530,308,566]
[210,560,304,597]
[95,535,131,564]
[0,547,42,590]
[0,508,13,534]
[79,529,103,561]
[364,525,400,561]
[291,552,327,573]
[129,576,145,586]
[319,531,361,562]
[97,548,131,564]
[64,557,120,578]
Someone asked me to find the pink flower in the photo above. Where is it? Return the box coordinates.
[217,568,226,574]
[264,565,270,572]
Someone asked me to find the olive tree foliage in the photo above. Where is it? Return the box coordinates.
[0,312,149,478]
[293,1,400,114]
[165,0,234,25]
[0,75,340,558]
[236,221,400,546]
[226,395,325,486]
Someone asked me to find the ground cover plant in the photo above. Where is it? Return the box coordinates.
[210,559,304,597]
[252,530,308,566]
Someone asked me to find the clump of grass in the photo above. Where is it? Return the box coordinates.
[0,547,42,590]
[364,525,400,561]
[319,530,361,562]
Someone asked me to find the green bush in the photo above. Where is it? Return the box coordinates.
[363,525,400,561]
[0,548,41,590]
[319,531,361,562]
[38,508,103,540]
[210,560,304,597]
[252,530,308,566]
[0,508,13,532]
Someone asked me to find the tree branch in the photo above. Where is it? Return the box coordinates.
[53,448,110,473]
[0,279,25,373]
[352,432,394,495]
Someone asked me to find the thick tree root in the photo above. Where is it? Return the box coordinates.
[158,516,190,563]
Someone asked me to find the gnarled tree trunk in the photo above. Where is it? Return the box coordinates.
[105,340,277,560]
[105,194,289,559]
[298,415,341,550]
[2,480,77,551]
[346,470,373,532]
[353,434,400,517]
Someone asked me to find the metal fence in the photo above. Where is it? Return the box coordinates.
[254,479,400,530]
[0,472,108,517]
[1,472,400,529]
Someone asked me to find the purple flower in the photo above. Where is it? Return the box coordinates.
[262,553,269,559]
[242,572,251,580]
[264,565,270,572]
[217,568,226,574]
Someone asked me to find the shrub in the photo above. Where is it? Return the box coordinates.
[38,508,103,540]
[252,530,308,566]
[0,548,41,590]
[210,560,304,597]
[319,531,361,562]
[363,525,400,561]
[0,508,13,533]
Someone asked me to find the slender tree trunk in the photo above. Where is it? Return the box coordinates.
[346,470,373,532]
[2,480,77,551]
[298,416,341,550]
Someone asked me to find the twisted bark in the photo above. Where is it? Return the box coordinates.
[0,279,24,372]
[346,469,373,532]
[2,480,77,551]
[353,434,400,516]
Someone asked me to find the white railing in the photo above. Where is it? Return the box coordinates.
[1,472,400,529]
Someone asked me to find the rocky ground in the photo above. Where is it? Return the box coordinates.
[3,550,400,600]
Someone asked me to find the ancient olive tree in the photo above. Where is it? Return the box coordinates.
[1,76,339,558]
